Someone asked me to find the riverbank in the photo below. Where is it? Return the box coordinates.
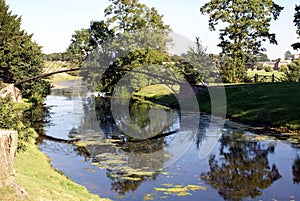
[14,144,109,201]
[0,142,110,201]
[0,80,110,200]
[134,82,300,133]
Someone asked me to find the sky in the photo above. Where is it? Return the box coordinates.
[5,0,300,60]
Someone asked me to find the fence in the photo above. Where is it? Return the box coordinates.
[250,73,281,83]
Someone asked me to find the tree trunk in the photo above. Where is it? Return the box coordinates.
[0,130,28,198]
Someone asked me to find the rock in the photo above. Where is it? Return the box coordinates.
[0,83,23,102]
[0,130,29,198]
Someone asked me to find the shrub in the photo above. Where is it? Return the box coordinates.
[279,64,288,73]
[284,58,300,82]
[256,63,264,70]
[0,96,37,151]
[265,66,274,72]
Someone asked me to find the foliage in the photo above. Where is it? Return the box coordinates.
[285,58,300,82]
[217,57,247,83]
[0,96,37,151]
[180,37,216,83]
[254,52,269,62]
[256,63,264,70]
[66,21,114,65]
[200,0,283,83]
[68,0,172,94]
[264,65,273,72]
[104,0,170,34]
[284,50,293,60]
[96,48,172,93]
[278,64,288,73]
[43,52,71,62]
[0,0,50,99]
[292,5,300,50]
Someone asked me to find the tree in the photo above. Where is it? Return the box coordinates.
[284,50,293,60]
[292,5,300,50]
[104,0,170,34]
[284,58,300,82]
[72,0,172,94]
[200,0,284,83]
[66,21,114,65]
[254,52,269,62]
[0,0,50,100]
[180,37,216,83]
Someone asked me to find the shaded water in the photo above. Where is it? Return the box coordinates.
[38,83,300,201]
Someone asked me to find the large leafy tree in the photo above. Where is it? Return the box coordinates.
[104,0,170,33]
[0,0,50,99]
[100,0,173,93]
[68,0,173,93]
[66,21,114,65]
[292,5,300,50]
[200,0,283,83]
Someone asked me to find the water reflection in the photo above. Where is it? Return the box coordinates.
[35,84,300,200]
[202,132,281,200]
[293,155,300,184]
[72,96,187,194]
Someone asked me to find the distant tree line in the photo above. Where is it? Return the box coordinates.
[43,52,72,62]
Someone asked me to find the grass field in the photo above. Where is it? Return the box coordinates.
[135,82,300,131]
[247,70,285,82]
[212,82,299,131]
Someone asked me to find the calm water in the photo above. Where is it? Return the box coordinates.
[38,84,300,201]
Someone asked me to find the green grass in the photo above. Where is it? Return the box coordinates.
[247,70,285,82]
[134,84,179,106]
[247,70,284,77]
[221,82,300,131]
[0,144,110,201]
[135,82,300,131]
[0,187,19,201]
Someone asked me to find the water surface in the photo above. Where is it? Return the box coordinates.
[38,85,300,201]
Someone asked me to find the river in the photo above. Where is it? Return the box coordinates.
[37,81,300,201]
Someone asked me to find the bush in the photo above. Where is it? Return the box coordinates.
[0,96,37,151]
[265,66,274,72]
[284,59,300,82]
[256,63,264,70]
[279,64,288,73]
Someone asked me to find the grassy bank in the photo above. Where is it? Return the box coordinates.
[0,143,110,201]
[135,82,300,132]
[0,98,109,200]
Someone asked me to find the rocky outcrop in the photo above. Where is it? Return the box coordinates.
[0,83,23,102]
[0,130,28,198]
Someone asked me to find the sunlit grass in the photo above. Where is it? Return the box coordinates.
[199,82,300,131]
[135,82,300,131]
[247,70,285,81]
[134,84,179,106]
[11,144,110,201]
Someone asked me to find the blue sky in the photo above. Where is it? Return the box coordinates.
[5,0,299,60]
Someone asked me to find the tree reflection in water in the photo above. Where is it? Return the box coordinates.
[292,155,300,184]
[201,132,281,201]
[77,97,179,195]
